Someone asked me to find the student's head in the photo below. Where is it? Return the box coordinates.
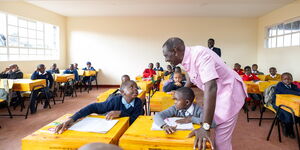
[51,63,57,69]
[174,66,182,73]
[174,87,195,110]
[173,72,183,83]
[86,61,91,68]
[208,38,215,48]
[69,64,75,70]
[120,80,138,101]
[121,75,130,83]
[155,62,160,68]
[234,63,241,70]
[167,65,172,72]
[162,37,185,66]
[281,72,293,86]
[244,66,251,75]
[252,64,258,71]
[74,63,78,68]
[148,63,154,69]
[79,143,122,150]
[37,64,46,73]
[269,67,277,76]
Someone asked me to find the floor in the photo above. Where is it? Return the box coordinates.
[0,87,298,150]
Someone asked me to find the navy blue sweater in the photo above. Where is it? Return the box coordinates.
[31,71,54,88]
[272,82,300,105]
[71,95,144,124]
[163,81,186,92]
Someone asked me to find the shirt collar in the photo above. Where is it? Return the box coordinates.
[181,46,191,72]
[38,71,47,75]
[270,74,277,78]
[121,97,135,109]
[179,104,194,116]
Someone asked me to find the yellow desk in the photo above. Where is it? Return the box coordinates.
[54,74,75,83]
[276,94,300,117]
[22,73,32,79]
[12,79,46,91]
[136,81,153,93]
[135,75,143,81]
[150,92,174,112]
[78,70,97,76]
[257,75,266,81]
[96,89,146,103]
[22,114,129,150]
[119,116,210,150]
[244,81,278,94]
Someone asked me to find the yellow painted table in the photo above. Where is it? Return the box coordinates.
[135,75,143,81]
[257,75,266,81]
[136,81,153,93]
[78,70,97,76]
[96,89,146,103]
[119,116,211,150]
[12,79,46,91]
[150,92,174,112]
[244,81,278,94]
[22,73,32,79]
[276,94,300,117]
[22,114,129,150]
[54,74,75,83]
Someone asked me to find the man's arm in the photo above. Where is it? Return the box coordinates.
[203,79,217,125]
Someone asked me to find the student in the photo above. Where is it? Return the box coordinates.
[154,62,164,71]
[164,65,173,76]
[63,64,79,81]
[30,64,54,113]
[251,64,264,75]
[163,72,185,92]
[74,63,79,70]
[169,66,186,81]
[233,63,244,75]
[265,67,281,81]
[0,64,23,79]
[143,63,156,78]
[121,74,130,84]
[242,66,261,111]
[48,63,60,74]
[154,87,215,134]
[272,72,300,138]
[82,61,96,87]
[55,80,144,134]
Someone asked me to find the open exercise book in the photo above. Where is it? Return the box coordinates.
[68,117,119,133]
[151,117,194,130]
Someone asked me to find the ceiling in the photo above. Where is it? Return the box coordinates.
[25,0,295,17]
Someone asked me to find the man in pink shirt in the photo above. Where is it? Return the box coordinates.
[162,37,247,150]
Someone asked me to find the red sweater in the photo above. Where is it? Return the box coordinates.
[242,73,260,81]
[143,69,156,78]
[234,69,244,75]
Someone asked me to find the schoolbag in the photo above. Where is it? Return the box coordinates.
[264,84,276,106]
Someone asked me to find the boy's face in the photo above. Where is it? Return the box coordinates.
[69,65,74,70]
[156,63,160,68]
[174,92,190,110]
[234,64,240,70]
[39,67,46,73]
[252,65,258,71]
[121,82,138,101]
[121,76,130,83]
[149,63,153,69]
[245,68,251,75]
[270,68,277,76]
[282,74,293,85]
[173,73,183,83]
[87,64,91,68]
[167,66,172,72]
[74,64,78,68]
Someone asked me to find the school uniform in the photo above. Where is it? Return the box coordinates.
[143,68,156,78]
[234,69,244,75]
[63,69,79,81]
[154,67,164,71]
[71,95,144,124]
[252,70,264,75]
[48,68,60,74]
[265,74,281,81]
[242,73,260,81]
[163,81,186,92]
[82,67,96,83]
[0,70,23,79]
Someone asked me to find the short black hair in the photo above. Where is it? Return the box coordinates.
[176,87,195,102]
[162,37,185,51]
[244,66,251,70]
[252,64,258,67]
[269,67,276,70]
[281,72,292,79]
[120,80,136,91]
[37,64,45,69]
[208,38,215,42]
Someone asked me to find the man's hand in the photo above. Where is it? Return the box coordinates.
[55,118,74,134]
[105,111,121,120]
[175,117,192,124]
[163,125,177,134]
[188,128,214,150]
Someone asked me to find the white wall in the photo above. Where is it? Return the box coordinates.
[0,1,67,74]
[257,0,300,80]
[67,17,257,85]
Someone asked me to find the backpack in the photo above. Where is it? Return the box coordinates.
[264,84,276,106]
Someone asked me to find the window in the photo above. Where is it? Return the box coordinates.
[0,11,59,61]
[265,18,300,48]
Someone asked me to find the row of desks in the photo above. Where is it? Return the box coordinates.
[22,115,204,150]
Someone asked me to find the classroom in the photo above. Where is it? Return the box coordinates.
[0,0,300,150]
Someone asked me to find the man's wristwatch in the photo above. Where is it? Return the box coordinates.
[202,123,211,131]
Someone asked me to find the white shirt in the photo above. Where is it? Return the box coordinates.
[179,104,194,116]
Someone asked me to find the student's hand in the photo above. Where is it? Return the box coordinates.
[175,117,192,124]
[167,91,175,95]
[105,111,121,120]
[188,128,214,150]
[55,118,74,134]
[163,125,177,134]
[174,82,182,86]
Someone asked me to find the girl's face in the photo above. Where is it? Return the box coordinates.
[245,68,251,75]
[282,74,293,85]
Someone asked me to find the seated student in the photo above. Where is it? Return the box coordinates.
[233,63,244,75]
[82,61,96,88]
[31,64,54,113]
[242,66,261,111]
[154,62,164,71]
[48,63,60,74]
[63,64,79,81]
[272,72,300,138]
[74,63,79,70]
[55,80,144,134]
[164,65,173,76]
[143,63,156,78]
[0,64,23,79]
[169,66,186,81]
[163,72,185,92]
[154,87,215,134]
[121,74,130,84]
[251,64,264,75]
[265,67,281,81]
